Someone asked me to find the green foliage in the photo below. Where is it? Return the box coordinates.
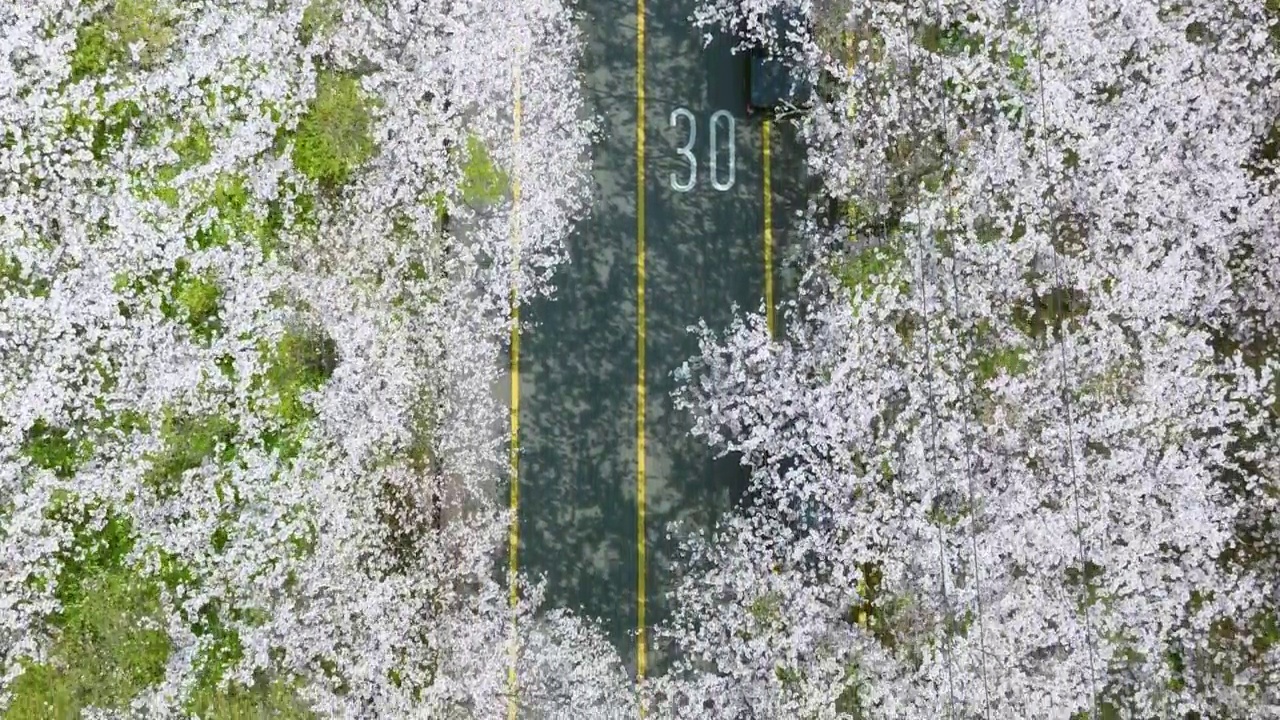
[0,253,23,289]
[299,0,342,45]
[188,678,315,719]
[1011,287,1090,340]
[145,122,214,206]
[180,591,313,717]
[922,21,982,56]
[264,325,339,422]
[250,324,337,460]
[832,238,907,308]
[1267,0,1280,47]
[459,135,510,205]
[68,0,175,82]
[172,123,213,166]
[5,498,310,719]
[291,72,376,188]
[747,592,782,625]
[115,257,224,340]
[63,99,145,163]
[22,421,90,479]
[5,572,170,719]
[844,563,915,656]
[174,272,222,342]
[974,344,1029,382]
[5,502,171,720]
[45,499,136,608]
[183,174,294,258]
[833,663,863,717]
[0,254,51,299]
[426,190,449,229]
[143,411,238,497]
[774,664,803,689]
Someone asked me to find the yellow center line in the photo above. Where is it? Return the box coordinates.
[762,118,774,338]
[634,0,648,694]
[507,57,523,720]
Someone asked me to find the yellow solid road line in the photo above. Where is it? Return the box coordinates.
[507,60,523,720]
[635,0,648,692]
[762,119,774,338]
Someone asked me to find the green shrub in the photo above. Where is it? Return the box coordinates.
[1011,287,1090,340]
[157,123,212,195]
[62,99,145,163]
[974,345,1029,382]
[0,254,50,299]
[4,499,310,719]
[291,72,376,188]
[747,593,782,625]
[185,611,314,719]
[68,0,175,82]
[187,678,315,719]
[117,258,223,341]
[253,323,338,458]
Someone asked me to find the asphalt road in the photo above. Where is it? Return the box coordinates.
[514,0,806,677]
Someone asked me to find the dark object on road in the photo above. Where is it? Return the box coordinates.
[745,7,812,115]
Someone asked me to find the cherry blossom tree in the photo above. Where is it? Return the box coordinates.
[0,0,628,716]
[657,0,1280,717]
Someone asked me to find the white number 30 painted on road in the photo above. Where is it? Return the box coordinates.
[669,107,736,193]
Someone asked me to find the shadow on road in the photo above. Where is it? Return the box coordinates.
[515,0,809,676]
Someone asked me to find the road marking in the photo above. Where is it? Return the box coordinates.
[762,118,774,337]
[634,0,649,691]
[507,57,523,720]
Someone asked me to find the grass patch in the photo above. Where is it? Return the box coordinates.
[142,122,214,207]
[115,258,226,341]
[291,72,376,189]
[974,345,1029,382]
[5,497,312,719]
[834,663,863,716]
[182,598,313,718]
[972,322,1030,382]
[182,174,297,259]
[747,592,782,625]
[5,571,170,719]
[187,678,315,719]
[1011,286,1090,341]
[68,0,176,82]
[250,322,339,458]
[459,135,509,205]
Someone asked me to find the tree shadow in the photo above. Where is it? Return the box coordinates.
[515,0,810,677]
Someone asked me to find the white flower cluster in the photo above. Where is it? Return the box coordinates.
[1,0,628,716]
[661,1,1280,718]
